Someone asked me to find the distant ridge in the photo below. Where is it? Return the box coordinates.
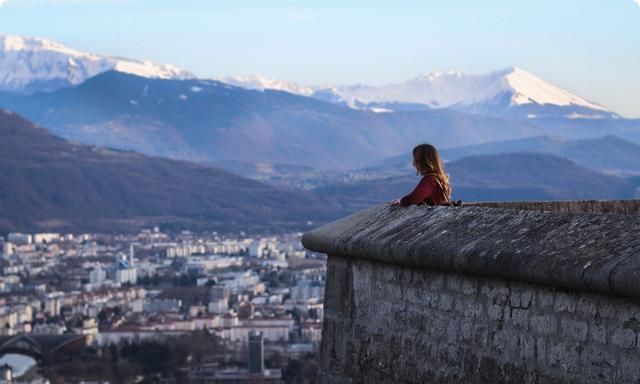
[371,135,640,177]
[313,153,635,210]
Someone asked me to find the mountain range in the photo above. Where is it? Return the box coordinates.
[0,110,344,234]
[0,70,545,170]
[224,67,617,120]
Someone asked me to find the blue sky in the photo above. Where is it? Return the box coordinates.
[0,0,639,117]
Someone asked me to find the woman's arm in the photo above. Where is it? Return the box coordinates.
[398,177,436,206]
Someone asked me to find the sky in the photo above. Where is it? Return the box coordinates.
[0,0,638,117]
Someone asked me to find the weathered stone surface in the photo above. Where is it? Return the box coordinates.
[305,200,640,384]
[302,202,640,299]
[318,255,640,384]
[467,200,640,216]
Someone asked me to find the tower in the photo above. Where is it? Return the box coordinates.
[248,330,264,374]
[129,243,135,267]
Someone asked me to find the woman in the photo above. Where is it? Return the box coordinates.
[391,143,451,206]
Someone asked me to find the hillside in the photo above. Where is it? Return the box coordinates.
[0,110,344,234]
[314,153,636,210]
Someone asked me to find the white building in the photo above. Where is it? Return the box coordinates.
[89,265,106,285]
[249,242,266,258]
[33,233,60,244]
[166,244,206,258]
[2,242,13,257]
[208,299,228,314]
[215,318,293,342]
[115,268,137,285]
[44,294,64,317]
[290,284,325,301]
[7,233,32,245]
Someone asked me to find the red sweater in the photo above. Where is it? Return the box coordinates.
[400,175,448,206]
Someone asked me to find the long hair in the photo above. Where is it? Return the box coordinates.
[412,143,451,200]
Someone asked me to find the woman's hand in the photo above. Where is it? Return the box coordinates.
[390,198,401,206]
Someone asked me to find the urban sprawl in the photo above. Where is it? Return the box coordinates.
[0,229,324,383]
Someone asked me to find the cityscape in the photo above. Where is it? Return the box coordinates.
[0,229,323,383]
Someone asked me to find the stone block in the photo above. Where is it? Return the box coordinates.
[510,282,534,308]
[438,292,454,311]
[430,275,445,291]
[530,314,557,336]
[446,274,463,291]
[535,289,556,309]
[510,308,529,329]
[487,304,505,321]
[518,334,536,361]
[611,327,636,349]
[547,342,580,373]
[589,323,607,345]
[575,295,599,317]
[462,302,484,319]
[481,283,510,305]
[560,317,588,342]
[461,279,478,296]
[554,292,577,313]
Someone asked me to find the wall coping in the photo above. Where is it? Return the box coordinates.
[302,200,640,299]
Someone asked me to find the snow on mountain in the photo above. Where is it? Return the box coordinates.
[220,74,314,96]
[0,35,193,93]
[311,67,610,114]
[221,67,612,118]
[502,67,607,110]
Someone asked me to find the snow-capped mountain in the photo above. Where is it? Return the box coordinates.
[313,67,608,109]
[220,74,314,96]
[223,67,616,119]
[0,35,193,93]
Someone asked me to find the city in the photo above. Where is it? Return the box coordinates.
[0,229,324,383]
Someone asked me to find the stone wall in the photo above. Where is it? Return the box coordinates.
[303,201,640,384]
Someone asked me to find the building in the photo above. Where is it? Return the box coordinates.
[43,293,63,317]
[249,242,266,258]
[114,251,137,285]
[81,318,99,344]
[7,233,32,245]
[2,242,13,257]
[248,331,264,374]
[89,265,106,284]
[33,233,60,244]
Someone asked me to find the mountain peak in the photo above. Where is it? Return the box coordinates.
[0,35,86,56]
[498,67,609,111]
[0,35,193,93]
